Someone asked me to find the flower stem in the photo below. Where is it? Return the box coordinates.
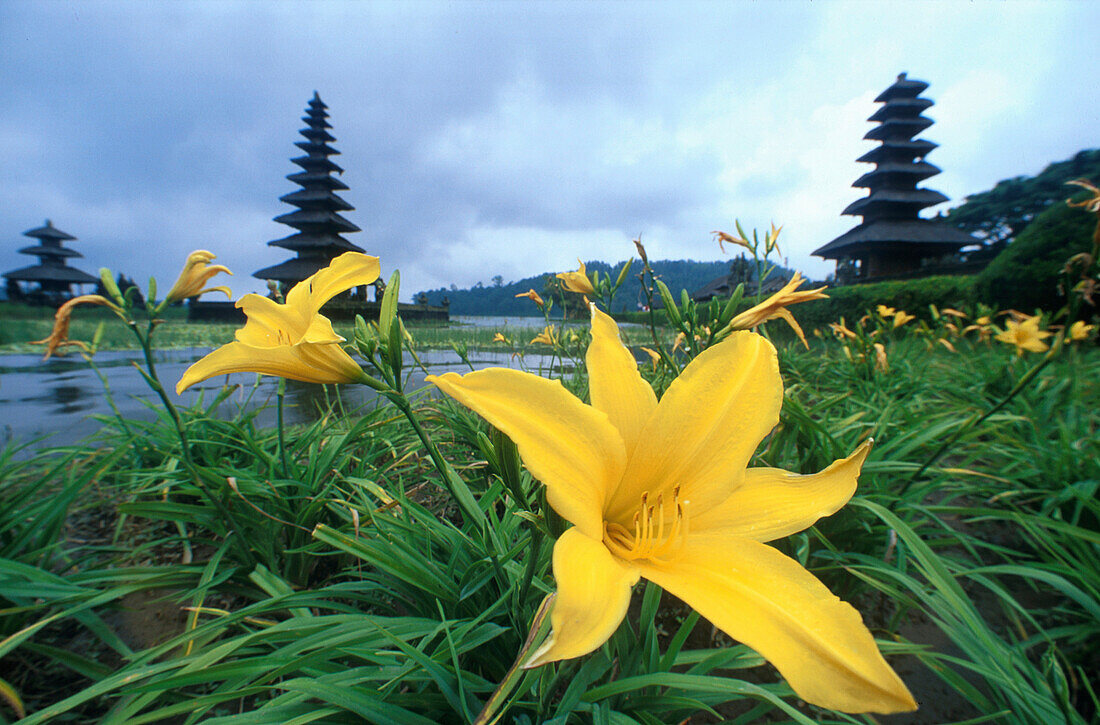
[276,377,290,478]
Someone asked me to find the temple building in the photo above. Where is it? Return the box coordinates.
[3,220,98,303]
[813,73,977,282]
[254,92,366,288]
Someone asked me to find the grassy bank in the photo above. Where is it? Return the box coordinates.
[1,312,1097,722]
[0,302,662,355]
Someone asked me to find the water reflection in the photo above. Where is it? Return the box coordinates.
[50,384,91,415]
[0,343,570,452]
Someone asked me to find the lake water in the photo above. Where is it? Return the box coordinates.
[0,342,570,452]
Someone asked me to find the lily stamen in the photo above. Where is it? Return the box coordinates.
[604,488,689,564]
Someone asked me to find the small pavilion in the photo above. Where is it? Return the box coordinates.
[813,73,977,282]
[3,220,98,303]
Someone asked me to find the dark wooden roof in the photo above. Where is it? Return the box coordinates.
[853,161,941,188]
[868,97,933,121]
[273,209,361,232]
[3,264,98,283]
[294,140,340,156]
[692,272,792,302]
[301,115,333,129]
[267,232,365,253]
[18,244,83,258]
[842,188,949,217]
[23,220,76,241]
[254,257,346,282]
[864,117,933,141]
[874,73,929,102]
[857,140,938,164]
[813,220,975,259]
[300,127,336,142]
[291,155,344,174]
[278,188,354,211]
[286,171,349,190]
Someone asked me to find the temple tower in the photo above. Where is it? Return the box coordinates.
[813,73,977,282]
[254,92,365,287]
[3,220,98,302]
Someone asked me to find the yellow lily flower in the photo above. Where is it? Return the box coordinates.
[33,295,123,360]
[427,305,916,714]
[530,325,558,346]
[941,308,967,319]
[1066,178,1100,213]
[829,320,859,341]
[640,346,661,371]
[765,222,783,255]
[1068,320,1094,342]
[995,315,1052,355]
[176,252,379,393]
[892,310,915,328]
[876,305,896,319]
[712,229,752,254]
[556,260,596,296]
[492,332,510,344]
[728,273,827,349]
[873,342,889,372]
[515,288,545,307]
[164,250,233,304]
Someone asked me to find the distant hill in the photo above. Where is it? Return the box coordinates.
[415,258,798,316]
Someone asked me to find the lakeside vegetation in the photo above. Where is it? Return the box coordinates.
[2,294,1097,723]
[1,161,1099,722]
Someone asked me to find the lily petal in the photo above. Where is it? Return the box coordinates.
[428,369,626,540]
[301,314,346,345]
[285,252,380,313]
[638,536,916,714]
[693,441,871,542]
[235,294,310,345]
[177,340,364,393]
[586,305,657,458]
[524,528,639,668]
[606,331,782,524]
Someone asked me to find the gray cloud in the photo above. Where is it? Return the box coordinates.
[2,1,1098,299]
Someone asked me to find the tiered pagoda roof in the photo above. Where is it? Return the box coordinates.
[813,73,977,281]
[3,220,98,296]
[254,92,365,284]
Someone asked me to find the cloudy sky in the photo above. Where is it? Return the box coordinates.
[2,1,1097,300]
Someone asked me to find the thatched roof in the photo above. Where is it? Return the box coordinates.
[3,264,98,283]
[813,220,976,259]
[18,244,82,259]
[278,188,354,211]
[874,73,929,102]
[23,220,76,241]
[267,232,365,253]
[273,209,360,232]
[853,161,941,188]
[857,139,937,164]
[842,188,949,217]
[253,257,353,282]
[868,97,933,121]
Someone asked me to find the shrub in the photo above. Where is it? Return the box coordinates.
[793,275,977,329]
[975,200,1095,313]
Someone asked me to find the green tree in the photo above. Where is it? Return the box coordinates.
[941,148,1100,246]
[974,199,1095,313]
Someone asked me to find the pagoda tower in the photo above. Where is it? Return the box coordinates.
[813,73,977,282]
[3,220,98,302]
[254,92,365,287]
